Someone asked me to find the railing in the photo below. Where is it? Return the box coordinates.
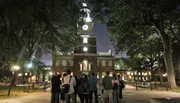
[22,81,51,92]
[125,81,171,91]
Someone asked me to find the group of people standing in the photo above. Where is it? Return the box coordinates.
[102,71,125,103]
[50,69,125,103]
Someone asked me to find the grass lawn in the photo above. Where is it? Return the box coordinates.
[0,85,43,99]
[170,87,180,92]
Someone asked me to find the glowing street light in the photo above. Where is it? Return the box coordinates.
[27,63,32,68]
[163,73,168,77]
[13,65,20,71]
[12,65,20,74]
[18,73,22,77]
[49,72,52,75]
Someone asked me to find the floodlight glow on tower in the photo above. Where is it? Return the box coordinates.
[82,3,87,7]
[27,63,32,68]
[83,47,88,52]
[85,16,92,22]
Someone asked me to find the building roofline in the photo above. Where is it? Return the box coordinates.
[72,53,98,56]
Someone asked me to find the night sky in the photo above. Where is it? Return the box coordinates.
[41,23,126,66]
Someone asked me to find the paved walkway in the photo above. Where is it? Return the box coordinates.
[121,85,180,103]
[0,92,50,103]
[0,85,180,103]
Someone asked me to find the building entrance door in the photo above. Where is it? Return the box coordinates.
[79,59,92,75]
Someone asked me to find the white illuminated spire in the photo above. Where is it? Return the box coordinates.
[82,3,87,7]
[85,16,92,22]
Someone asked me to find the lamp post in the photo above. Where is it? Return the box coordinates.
[26,63,32,93]
[8,65,20,96]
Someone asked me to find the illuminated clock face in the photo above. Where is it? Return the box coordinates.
[82,24,88,30]
[83,47,88,52]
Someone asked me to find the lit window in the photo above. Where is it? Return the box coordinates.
[89,64,91,71]
[97,72,99,78]
[102,60,106,66]
[70,60,73,66]
[134,72,137,75]
[80,64,82,71]
[62,60,67,66]
[102,72,106,78]
[55,60,60,66]
[108,60,112,66]
[83,60,88,70]
[109,72,112,77]
[83,37,88,43]
[97,60,99,66]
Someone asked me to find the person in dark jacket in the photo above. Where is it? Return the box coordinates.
[74,75,79,103]
[78,73,85,103]
[80,75,89,103]
[51,74,61,103]
[102,71,113,103]
[89,72,98,103]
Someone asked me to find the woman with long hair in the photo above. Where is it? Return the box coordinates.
[117,75,125,101]
[112,74,120,103]
[60,73,67,103]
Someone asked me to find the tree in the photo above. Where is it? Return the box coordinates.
[115,57,130,70]
[0,0,80,86]
[94,0,180,88]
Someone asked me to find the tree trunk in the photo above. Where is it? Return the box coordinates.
[160,34,177,88]
[157,52,163,84]
[153,19,177,88]
[163,47,177,88]
[177,57,180,82]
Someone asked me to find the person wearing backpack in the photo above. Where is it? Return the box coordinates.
[112,74,120,103]
[79,75,89,103]
[63,69,76,103]
[78,73,85,103]
[89,72,98,103]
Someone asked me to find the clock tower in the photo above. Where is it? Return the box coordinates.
[52,1,115,79]
[73,1,97,75]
